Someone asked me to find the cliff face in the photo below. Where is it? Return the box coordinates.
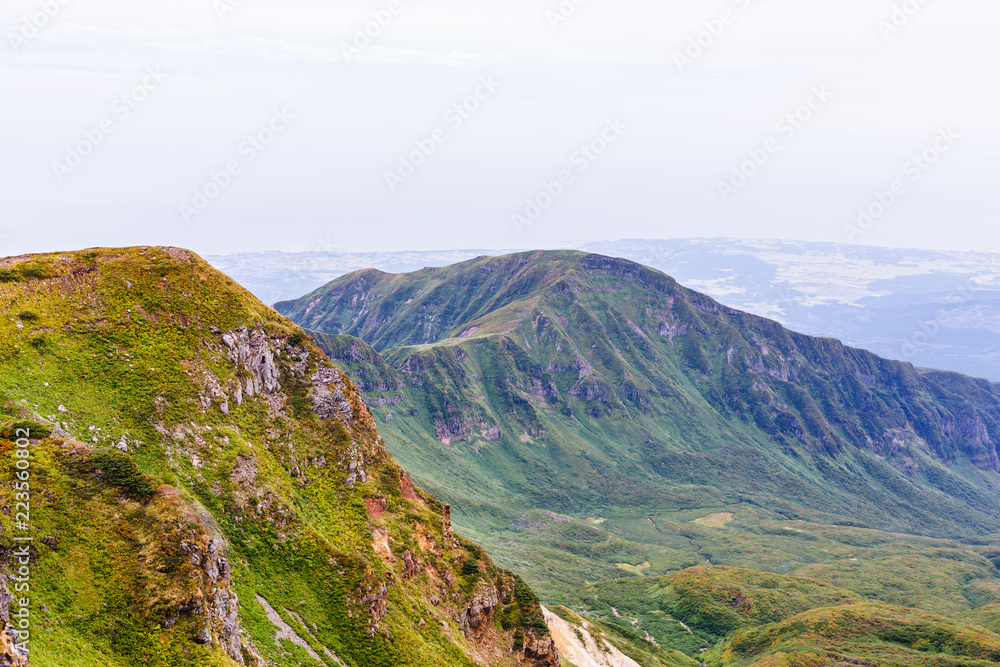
[0,247,559,667]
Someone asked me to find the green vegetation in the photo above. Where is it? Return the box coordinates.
[89,448,157,498]
[722,603,1000,666]
[547,605,699,667]
[276,250,1000,666]
[0,247,559,667]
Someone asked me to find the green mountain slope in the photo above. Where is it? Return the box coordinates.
[0,247,561,667]
[276,250,1000,532]
[275,250,1000,664]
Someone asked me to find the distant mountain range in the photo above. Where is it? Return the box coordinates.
[210,239,1000,381]
[274,250,1000,664]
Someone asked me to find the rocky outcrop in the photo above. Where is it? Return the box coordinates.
[942,414,1000,472]
[0,577,10,629]
[451,580,559,667]
[0,626,27,667]
[523,630,560,666]
[310,367,354,423]
[222,327,280,398]
[542,607,639,667]
[167,526,251,664]
[460,588,500,634]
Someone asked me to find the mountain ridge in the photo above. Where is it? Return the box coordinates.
[274,250,1000,599]
[278,250,1000,484]
[211,239,1000,381]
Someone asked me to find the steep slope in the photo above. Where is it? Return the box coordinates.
[274,252,1000,628]
[277,251,1000,532]
[541,606,697,667]
[0,247,561,667]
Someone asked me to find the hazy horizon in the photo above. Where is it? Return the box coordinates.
[1,0,997,257]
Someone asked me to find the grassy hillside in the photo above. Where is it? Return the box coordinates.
[720,602,1000,666]
[275,250,1000,665]
[0,247,561,667]
[575,567,1000,666]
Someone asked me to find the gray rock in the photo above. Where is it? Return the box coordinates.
[310,367,353,423]
[0,576,12,624]
[222,328,281,396]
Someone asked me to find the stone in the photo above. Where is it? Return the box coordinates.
[310,367,354,422]
[222,328,281,396]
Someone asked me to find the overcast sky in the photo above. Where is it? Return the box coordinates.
[0,0,997,257]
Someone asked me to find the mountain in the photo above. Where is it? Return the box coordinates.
[587,239,1000,382]
[275,250,1000,663]
[0,247,562,667]
[206,250,526,309]
[210,239,1000,381]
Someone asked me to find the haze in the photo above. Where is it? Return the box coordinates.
[0,0,997,255]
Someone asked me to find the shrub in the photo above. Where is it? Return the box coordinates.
[0,420,52,440]
[498,605,516,630]
[681,333,710,373]
[17,263,50,280]
[90,449,156,499]
[514,577,539,607]
[28,335,48,353]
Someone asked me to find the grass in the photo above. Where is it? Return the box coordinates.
[721,603,1000,666]
[0,247,558,667]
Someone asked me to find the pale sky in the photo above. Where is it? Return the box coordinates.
[1,0,997,256]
